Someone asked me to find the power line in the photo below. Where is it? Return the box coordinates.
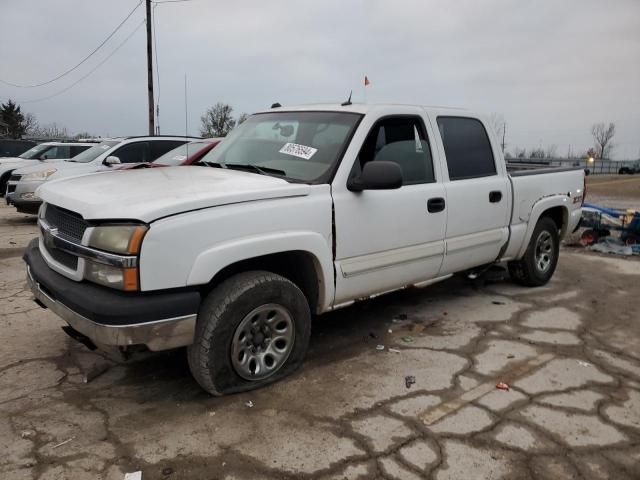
[152,0,196,4]
[0,1,142,88]
[13,20,146,104]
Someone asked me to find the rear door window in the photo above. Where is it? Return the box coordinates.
[150,140,186,160]
[113,142,151,163]
[70,145,90,157]
[437,117,496,180]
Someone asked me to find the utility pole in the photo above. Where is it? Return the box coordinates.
[145,0,155,136]
[501,122,506,154]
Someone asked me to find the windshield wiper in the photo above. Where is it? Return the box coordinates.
[201,161,286,177]
[225,163,286,176]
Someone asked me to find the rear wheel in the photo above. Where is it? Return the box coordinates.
[509,216,560,286]
[188,271,311,396]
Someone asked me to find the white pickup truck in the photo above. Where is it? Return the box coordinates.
[24,104,584,395]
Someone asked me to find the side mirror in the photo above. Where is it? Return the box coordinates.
[103,156,121,166]
[348,161,403,192]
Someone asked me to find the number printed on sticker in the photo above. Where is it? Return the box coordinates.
[279,142,318,160]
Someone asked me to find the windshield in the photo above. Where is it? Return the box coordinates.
[18,144,54,159]
[69,141,119,163]
[153,141,211,166]
[198,111,362,183]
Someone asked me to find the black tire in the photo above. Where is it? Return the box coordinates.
[0,171,12,198]
[187,271,311,396]
[508,216,560,287]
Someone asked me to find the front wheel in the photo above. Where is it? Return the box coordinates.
[508,216,560,286]
[188,271,311,396]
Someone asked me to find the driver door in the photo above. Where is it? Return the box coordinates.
[332,114,447,305]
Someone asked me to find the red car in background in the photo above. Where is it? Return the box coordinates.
[117,138,222,170]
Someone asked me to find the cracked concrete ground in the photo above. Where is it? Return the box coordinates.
[0,204,639,480]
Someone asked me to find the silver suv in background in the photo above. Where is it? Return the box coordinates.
[1,142,94,197]
[7,136,200,214]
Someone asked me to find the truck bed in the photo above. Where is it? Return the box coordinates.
[507,162,584,177]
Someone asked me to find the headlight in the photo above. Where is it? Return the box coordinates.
[22,168,57,181]
[88,225,147,254]
[84,261,139,291]
[85,225,148,291]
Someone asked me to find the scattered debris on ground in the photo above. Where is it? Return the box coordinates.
[405,375,416,389]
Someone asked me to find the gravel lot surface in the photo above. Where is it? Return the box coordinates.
[1,200,639,480]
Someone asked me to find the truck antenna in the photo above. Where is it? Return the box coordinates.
[341,91,353,106]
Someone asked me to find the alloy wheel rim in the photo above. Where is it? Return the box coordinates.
[535,230,554,273]
[231,304,295,381]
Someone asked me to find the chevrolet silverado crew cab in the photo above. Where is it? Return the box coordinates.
[24,104,584,396]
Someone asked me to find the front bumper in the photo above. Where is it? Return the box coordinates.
[6,179,43,213]
[24,239,200,352]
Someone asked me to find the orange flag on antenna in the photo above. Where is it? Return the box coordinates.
[364,75,370,86]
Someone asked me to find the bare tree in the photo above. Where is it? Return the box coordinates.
[545,145,557,159]
[489,113,506,152]
[237,113,249,125]
[591,122,615,159]
[200,103,236,137]
[529,148,546,159]
[23,113,38,135]
[31,122,70,139]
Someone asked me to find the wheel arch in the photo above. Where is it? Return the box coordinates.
[187,233,334,314]
[517,197,569,259]
[0,168,14,197]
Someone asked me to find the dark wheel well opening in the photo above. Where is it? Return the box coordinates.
[541,206,567,235]
[203,251,321,312]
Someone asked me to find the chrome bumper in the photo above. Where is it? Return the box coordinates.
[27,267,197,352]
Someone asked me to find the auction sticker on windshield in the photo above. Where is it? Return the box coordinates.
[279,143,318,160]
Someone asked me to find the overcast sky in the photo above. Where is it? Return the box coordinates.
[1,0,639,158]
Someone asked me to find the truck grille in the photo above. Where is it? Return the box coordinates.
[9,174,21,182]
[48,246,79,269]
[44,204,89,242]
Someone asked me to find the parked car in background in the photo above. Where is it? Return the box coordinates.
[618,162,639,175]
[1,142,94,197]
[116,138,222,170]
[23,104,585,396]
[6,136,199,214]
[0,139,37,158]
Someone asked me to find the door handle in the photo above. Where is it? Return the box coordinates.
[489,191,502,203]
[427,197,446,213]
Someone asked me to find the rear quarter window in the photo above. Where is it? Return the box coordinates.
[437,117,496,181]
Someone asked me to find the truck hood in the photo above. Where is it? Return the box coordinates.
[0,158,52,175]
[14,160,94,177]
[10,159,69,175]
[38,166,311,222]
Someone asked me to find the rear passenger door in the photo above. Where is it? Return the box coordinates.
[332,114,447,304]
[434,116,510,274]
